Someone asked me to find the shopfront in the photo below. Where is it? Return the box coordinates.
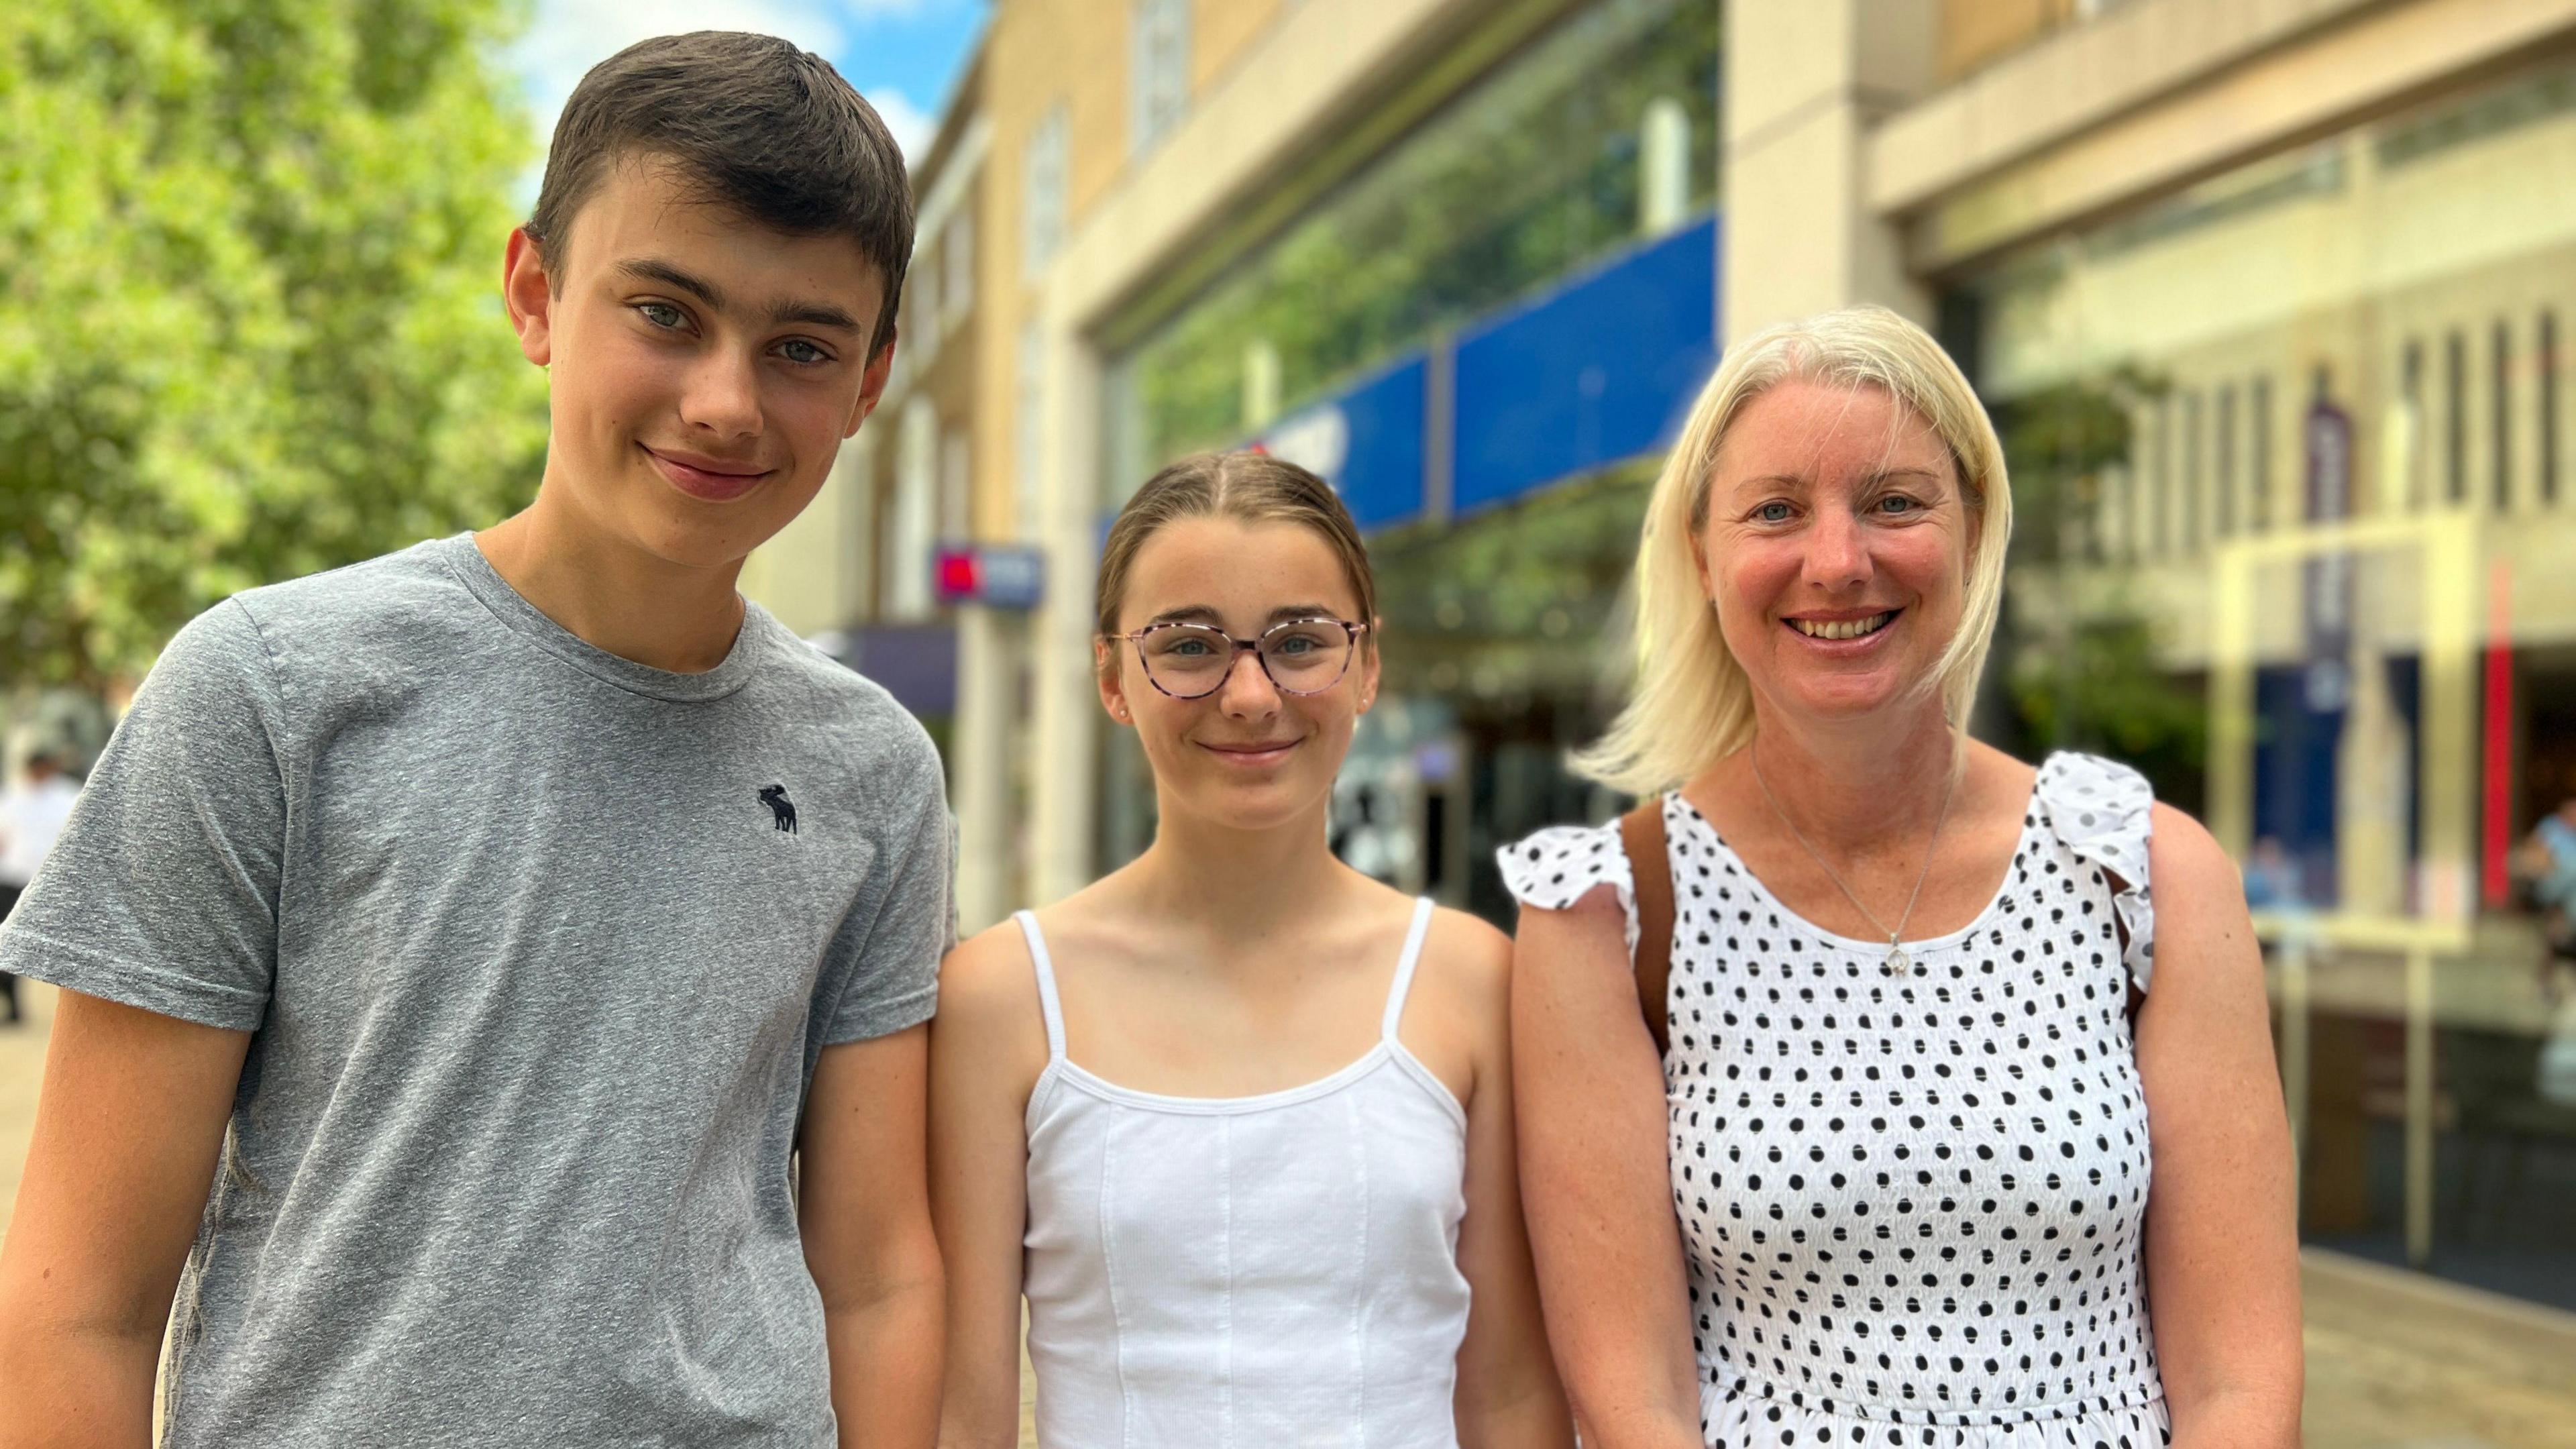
[1945,55,2576,1309]
[1097,0,1723,908]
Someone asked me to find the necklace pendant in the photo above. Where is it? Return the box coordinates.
[1884,943,1911,976]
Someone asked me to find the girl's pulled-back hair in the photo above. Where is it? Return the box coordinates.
[1570,305,2015,796]
[1094,451,1378,660]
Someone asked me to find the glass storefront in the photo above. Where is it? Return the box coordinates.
[1948,56,2576,1311]
[1120,0,1720,468]
[1097,0,1723,889]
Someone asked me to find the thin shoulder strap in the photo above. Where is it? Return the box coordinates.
[1380,896,1438,1042]
[1619,797,1676,1057]
[1013,910,1067,1062]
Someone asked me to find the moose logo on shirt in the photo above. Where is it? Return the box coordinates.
[757,784,798,835]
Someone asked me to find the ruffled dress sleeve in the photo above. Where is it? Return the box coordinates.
[1495,818,1642,962]
[2034,751,2157,993]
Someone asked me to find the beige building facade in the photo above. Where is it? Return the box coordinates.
[732,0,2576,1340]
[749,0,2576,909]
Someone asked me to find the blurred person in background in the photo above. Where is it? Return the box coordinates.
[0,32,948,1449]
[930,452,1572,1448]
[1502,307,2302,1449]
[2241,835,2307,914]
[0,746,82,1026]
[2516,796,2576,1106]
[2517,795,2576,963]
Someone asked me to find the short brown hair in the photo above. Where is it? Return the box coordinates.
[1094,452,1379,662]
[527,32,914,356]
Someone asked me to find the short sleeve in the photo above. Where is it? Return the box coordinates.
[0,602,288,1030]
[1496,820,1641,961]
[2035,751,2156,993]
[814,732,954,1048]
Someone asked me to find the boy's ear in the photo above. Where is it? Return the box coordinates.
[503,227,555,368]
[845,329,898,437]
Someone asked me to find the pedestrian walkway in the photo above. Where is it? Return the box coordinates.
[0,986,2565,1446]
[2303,1247,2576,1449]
[0,977,52,1246]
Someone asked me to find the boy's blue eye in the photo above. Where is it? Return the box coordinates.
[639,303,685,329]
[780,339,830,365]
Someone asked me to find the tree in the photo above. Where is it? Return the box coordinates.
[1990,366,2208,810]
[0,0,547,688]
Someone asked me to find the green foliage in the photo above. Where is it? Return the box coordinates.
[1992,366,2206,808]
[1994,364,2162,567]
[0,0,547,686]
[1372,465,1654,704]
[2008,612,2207,806]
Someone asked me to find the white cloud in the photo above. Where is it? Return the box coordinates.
[865,89,934,164]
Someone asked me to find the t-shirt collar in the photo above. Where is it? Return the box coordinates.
[440,533,767,703]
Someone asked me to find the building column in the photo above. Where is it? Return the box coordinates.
[953,603,1017,934]
[1721,0,1936,345]
[1030,314,1106,906]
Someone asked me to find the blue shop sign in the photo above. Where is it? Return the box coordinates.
[1221,212,1719,532]
[1256,354,1428,531]
[1451,217,1719,515]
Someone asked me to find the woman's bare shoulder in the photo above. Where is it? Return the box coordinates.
[2145,801,2246,920]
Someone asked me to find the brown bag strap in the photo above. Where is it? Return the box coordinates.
[1617,798,1676,1057]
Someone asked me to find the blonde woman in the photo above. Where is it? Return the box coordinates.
[1503,307,2302,1449]
[932,453,1570,1448]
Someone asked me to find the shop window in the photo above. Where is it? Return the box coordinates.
[2543,311,2562,506]
[2447,331,2467,504]
[2181,390,2202,553]
[2401,339,2425,509]
[2377,62,2576,169]
[911,236,942,367]
[1022,105,1068,280]
[2143,396,2163,554]
[1130,0,1189,158]
[2215,383,2238,539]
[888,398,938,617]
[2494,319,2514,512]
[1121,0,1721,466]
[941,428,971,541]
[943,206,974,325]
[1015,321,1045,540]
[2251,374,2273,531]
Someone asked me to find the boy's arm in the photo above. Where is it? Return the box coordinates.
[804,728,952,1447]
[0,602,286,1448]
[0,991,250,1449]
[800,1023,943,1449]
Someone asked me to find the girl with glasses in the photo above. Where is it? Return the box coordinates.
[930,451,1572,1448]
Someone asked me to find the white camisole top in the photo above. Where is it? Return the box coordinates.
[1014,897,1473,1449]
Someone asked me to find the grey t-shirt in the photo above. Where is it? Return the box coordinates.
[0,535,953,1446]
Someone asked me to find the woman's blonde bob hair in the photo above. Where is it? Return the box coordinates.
[1569,305,2013,796]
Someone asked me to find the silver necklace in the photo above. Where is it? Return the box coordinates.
[1748,741,1960,976]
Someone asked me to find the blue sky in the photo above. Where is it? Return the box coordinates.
[512,0,989,164]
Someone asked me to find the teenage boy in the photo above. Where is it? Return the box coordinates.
[0,33,945,1448]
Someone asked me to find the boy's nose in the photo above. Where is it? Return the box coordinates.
[682,351,762,439]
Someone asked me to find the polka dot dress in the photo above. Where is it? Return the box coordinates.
[1501,753,2169,1448]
